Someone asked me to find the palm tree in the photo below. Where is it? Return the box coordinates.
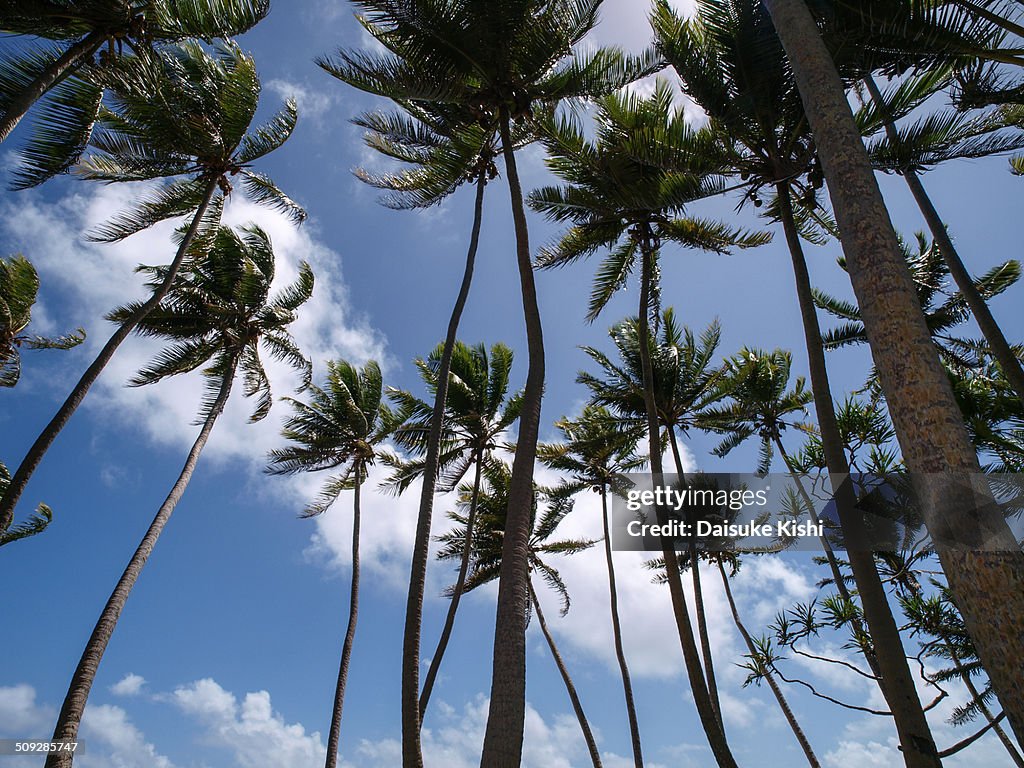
[0,461,51,547]
[0,253,84,388]
[760,0,1024,744]
[814,231,1022,380]
[267,358,398,768]
[434,461,603,768]
[538,405,646,768]
[0,0,269,181]
[0,41,304,537]
[319,3,652,761]
[576,310,734,747]
[383,340,522,718]
[653,3,984,760]
[45,224,312,767]
[531,84,770,765]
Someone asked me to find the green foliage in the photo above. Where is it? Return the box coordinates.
[1,0,271,187]
[0,253,85,387]
[383,341,522,494]
[108,224,313,423]
[0,460,52,546]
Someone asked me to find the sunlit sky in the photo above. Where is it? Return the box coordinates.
[2,1,1022,767]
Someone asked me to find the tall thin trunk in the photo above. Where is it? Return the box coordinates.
[0,32,105,144]
[599,486,644,768]
[636,237,737,768]
[403,168,487,767]
[419,446,485,718]
[325,465,363,768]
[764,0,1024,744]
[717,560,820,767]
[777,181,940,767]
[479,110,546,768]
[862,73,1024,405]
[667,426,723,728]
[529,585,603,768]
[45,366,234,768]
[0,177,221,535]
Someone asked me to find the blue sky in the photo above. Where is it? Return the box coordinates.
[2,1,1023,767]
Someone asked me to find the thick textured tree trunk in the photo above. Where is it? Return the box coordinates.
[0,177,221,535]
[0,32,105,144]
[529,586,603,768]
[419,447,485,717]
[636,239,737,768]
[763,0,1024,745]
[667,427,722,728]
[717,560,820,767]
[44,367,233,768]
[600,487,644,768]
[862,73,1024,405]
[402,170,487,767]
[777,182,941,767]
[479,111,546,768]
[325,467,363,768]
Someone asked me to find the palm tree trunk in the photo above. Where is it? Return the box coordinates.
[529,585,603,768]
[479,109,546,768]
[862,73,1024,405]
[764,0,1024,745]
[0,32,105,144]
[776,181,941,767]
[667,426,723,729]
[599,486,645,768]
[717,560,820,767]
[403,169,487,767]
[636,237,737,768]
[0,176,221,535]
[44,365,234,768]
[325,465,363,768]
[419,446,485,717]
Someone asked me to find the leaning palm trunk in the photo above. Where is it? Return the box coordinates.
[599,485,645,768]
[529,585,603,768]
[0,177,221,534]
[419,447,485,717]
[636,240,737,768]
[763,0,1024,745]
[325,466,363,768]
[862,74,1024,405]
[479,110,546,768]
[44,366,234,768]
[777,182,941,767]
[667,427,723,729]
[717,560,820,767]
[403,171,487,763]
[0,32,105,144]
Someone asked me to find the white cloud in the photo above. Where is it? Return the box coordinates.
[0,684,52,735]
[171,678,325,768]
[266,79,338,127]
[79,704,174,768]
[109,674,146,698]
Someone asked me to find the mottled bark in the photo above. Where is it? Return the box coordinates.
[479,109,546,768]
[419,447,485,717]
[718,560,820,767]
[530,586,603,768]
[402,170,487,767]
[600,487,645,768]
[45,367,234,768]
[863,73,1024,406]
[325,466,363,768]
[763,0,1024,745]
[0,177,221,534]
[777,181,940,767]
